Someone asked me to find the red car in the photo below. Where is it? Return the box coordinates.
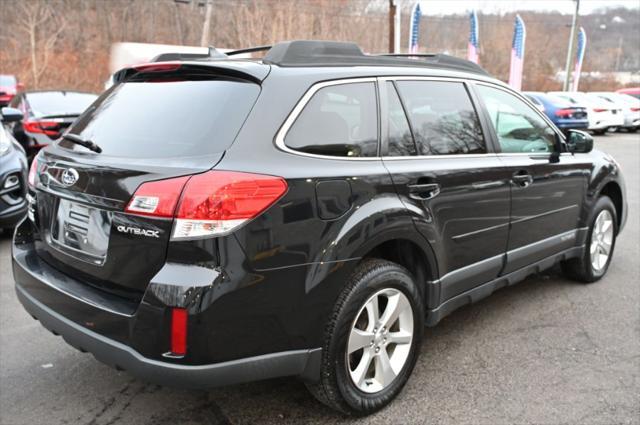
[616,87,640,100]
[0,75,23,106]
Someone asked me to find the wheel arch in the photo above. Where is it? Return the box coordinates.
[599,180,623,228]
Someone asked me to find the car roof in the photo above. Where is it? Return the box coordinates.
[118,40,502,86]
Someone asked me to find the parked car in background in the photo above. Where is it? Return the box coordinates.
[0,107,28,233]
[524,92,588,133]
[590,92,640,132]
[0,75,23,107]
[8,91,98,161]
[549,91,624,135]
[13,41,627,416]
[616,87,640,100]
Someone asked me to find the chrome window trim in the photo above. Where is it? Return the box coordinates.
[274,77,381,161]
[274,75,566,161]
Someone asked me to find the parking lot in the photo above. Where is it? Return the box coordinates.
[0,132,638,425]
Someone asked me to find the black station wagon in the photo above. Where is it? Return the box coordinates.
[13,41,627,415]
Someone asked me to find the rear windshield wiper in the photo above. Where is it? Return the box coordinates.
[62,133,102,154]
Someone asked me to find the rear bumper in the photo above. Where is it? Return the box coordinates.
[15,284,320,389]
[12,221,323,388]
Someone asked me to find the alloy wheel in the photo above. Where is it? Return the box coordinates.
[590,209,614,273]
[346,288,414,393]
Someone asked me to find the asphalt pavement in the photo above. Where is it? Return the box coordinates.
[1,133,638,425]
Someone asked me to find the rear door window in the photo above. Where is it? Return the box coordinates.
[284,82,378,157]
[394,81,486,155]
[385,82,416,156]
[64,76,260,158]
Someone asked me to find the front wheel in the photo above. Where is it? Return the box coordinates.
[562,196,618,283]
[306,259,424,415]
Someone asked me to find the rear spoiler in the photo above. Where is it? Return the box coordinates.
[112,59,269,85]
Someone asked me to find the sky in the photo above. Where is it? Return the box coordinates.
[413,0,639,15]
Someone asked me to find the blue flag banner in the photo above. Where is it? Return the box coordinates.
[467,10,479,64]
[508,14,526,90]
[408,2,422,54]
[571,27,587,91]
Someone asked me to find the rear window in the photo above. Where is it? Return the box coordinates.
[64,78,260,158]
[26,91,97,116]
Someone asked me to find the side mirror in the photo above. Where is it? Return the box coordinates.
[566,130,593,154]
[0,107,23,123]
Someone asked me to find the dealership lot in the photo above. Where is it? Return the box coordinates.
[1,133,638,425]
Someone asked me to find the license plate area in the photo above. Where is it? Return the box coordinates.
[49,198,111,265]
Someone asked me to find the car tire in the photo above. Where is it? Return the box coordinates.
[562,196,618,283]
[592,129,607,135]
[305,259,424,415]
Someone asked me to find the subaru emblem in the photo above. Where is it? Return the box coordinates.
[60,168,79,187]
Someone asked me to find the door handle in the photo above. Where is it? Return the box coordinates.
[512,171,533,188]
[407,182,441,200]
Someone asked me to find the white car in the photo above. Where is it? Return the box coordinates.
[589,92,640,132]
[548,91,624,135]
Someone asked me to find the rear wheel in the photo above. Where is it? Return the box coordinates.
[562,196,618,283]
[306,259,424,415]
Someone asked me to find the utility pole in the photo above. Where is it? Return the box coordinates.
[563,0,580,91]
[200,0,213,47]
[394,1,401,53]
[388,0,401,53]
[389,0,396,53]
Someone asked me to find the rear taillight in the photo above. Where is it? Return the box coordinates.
[592,108,608,113]
[125,176,190,217]
[28,158,38,187]
[631,107,640,112]
[555,109,574,117]
[23,120,61,138]
[126,171,288,239]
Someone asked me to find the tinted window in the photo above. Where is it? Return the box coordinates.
[385,82,416,156]
[395,81,485,155]
[26,91,98,116]
[64,79,259,158]
[477,85,557,153]
[284,82,378,157]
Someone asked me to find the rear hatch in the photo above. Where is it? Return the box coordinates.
[29,64,262,300]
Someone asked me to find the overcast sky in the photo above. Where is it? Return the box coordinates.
[414,0,639,15]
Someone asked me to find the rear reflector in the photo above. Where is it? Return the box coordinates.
[592,108,608,113]
[171,308,188,356]
[126,171,288,239]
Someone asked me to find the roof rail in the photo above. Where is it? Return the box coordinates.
[226,45,272,56]
[262,40,490,76]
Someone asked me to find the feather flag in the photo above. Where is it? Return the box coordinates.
[467,11,479,64]
[508,15,526,90]
[408,2,422,54]
[571,27,587,92]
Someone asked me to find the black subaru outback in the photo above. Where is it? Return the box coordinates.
[13,41,627,415]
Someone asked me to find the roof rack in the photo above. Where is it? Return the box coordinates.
[226,45,272,56]
[262,40,490,76]
[147,40,490,77]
